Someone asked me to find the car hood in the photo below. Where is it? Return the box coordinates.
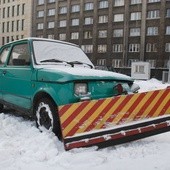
[36,66,133,83]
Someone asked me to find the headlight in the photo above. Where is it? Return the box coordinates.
[74,83,88,96]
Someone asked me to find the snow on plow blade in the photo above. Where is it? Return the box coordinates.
[58,88,170,150]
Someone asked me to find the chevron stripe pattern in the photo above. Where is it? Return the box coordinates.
[58,88,170,138]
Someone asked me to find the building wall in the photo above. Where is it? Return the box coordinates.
[0,0,33,46]
[27,0,170,77]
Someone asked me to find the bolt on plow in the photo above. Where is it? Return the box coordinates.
[58,88,170,150]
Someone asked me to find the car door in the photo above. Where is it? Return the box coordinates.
[2,41,34,110]
[0,45,11,100]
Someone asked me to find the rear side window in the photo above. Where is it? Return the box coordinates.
[8,43,30,66]
[0,47,10,65]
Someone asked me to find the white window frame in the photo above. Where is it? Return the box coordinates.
[147,10,160,19]
[71,18,79,26]
[147,27,158,35]
[113,29,123,37]
[98,30,107,38]
[114,14,124,22]
[114,0,124,6]
[129,44,140,52]
[113,44,123,52]
[84,2,94,11]
[84,31,93,39]
[165,43,170,52]
[97,59,106,66]
[130,28,141,36]
[47,21,55,29]
[84,17,93,25]
[81,45,93,53]
[166,26,170,35]
[59,33,66,41]
[59,6,67,14]
[112,59,122,68]
[37,23,44,30]
[59,20,67,27]
[130,12,141,20]
[71,32,79,40]
[48,9,55,16]
[71,4,80,13]
[146,43,157,52]
[98,45,107,53]
[37,10,44,18]
[99,0,109,9]
[131,0,142,5]
[98,15,108,23]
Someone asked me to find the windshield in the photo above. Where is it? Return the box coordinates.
[33,40,93,67]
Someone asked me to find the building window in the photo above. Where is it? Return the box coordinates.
[21,19,24,31]
[71,4,80,13]
[37,10,44,18]
[22,4,25,15]
[71,18,79,26]
[167,9,170,17]
[37,23,44,30]
[165,43,170,52]
[130,28,141,36]
[84,17,93,25]
[113,29,123,37]
[147,10,160,19]
[128,59,139,67]
[59,33,66,40]
[84,31,93,39]
[146,60,156,68]
[47,34,54,39]
[81,45,93,53]
[98,30,107,38]
[47,21,55,28]
[146,43,157,52]
[98,15,108,23]
[59,6,67,14]
[71,32,79,39]
[38,0,44,5]
[97,59,106,66]
[114,14,124,22]
[131,0,142,4]
[166,26,170,35]
[84,2,94,11]
[129,44,140,52]
[98,45,107,53]
[114,0,124,6]
[16,20,19,31]
[48,0,55,3]
[113,44,123,52]
[99,0,108,9]
[112,59,122,68]
[48,9,55,16]
[147,27,158,35]
[130,12,141,20]
[59,20,67,27]
[148,0,160,3]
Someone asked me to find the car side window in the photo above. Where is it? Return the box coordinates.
[8,43,30,66]
[0,47,10,65]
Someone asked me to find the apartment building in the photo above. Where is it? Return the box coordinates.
[0,0,33,46]
[0,0,168,78]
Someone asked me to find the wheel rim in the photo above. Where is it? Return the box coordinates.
[36,102,54,131]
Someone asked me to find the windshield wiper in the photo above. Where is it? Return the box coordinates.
[40,59,65,63]
[68,61,93,68]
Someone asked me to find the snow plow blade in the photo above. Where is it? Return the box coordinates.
[58,88,170,150]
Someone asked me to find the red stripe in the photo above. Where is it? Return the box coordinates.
[61,101,90,129]
[84,96,121,132]
[117,92,146,124]
[101,95,133,127]
[66,99,105,136]
[59,104,72,117]
[133,90,159,120]
[159,98,170,116]
[146,90,170,117]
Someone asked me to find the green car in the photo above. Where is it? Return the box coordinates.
[0,38,137,138]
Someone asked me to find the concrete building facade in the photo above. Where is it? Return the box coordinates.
[0,0,33,46]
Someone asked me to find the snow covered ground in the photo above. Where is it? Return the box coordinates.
[0,78,170,170]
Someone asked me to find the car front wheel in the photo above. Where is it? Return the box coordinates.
[35,98,61,139]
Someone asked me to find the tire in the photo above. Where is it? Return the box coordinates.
[34,98,62,139]
[0,104,4,112]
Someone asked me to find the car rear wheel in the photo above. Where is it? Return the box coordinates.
[0,104,4,112]
[35,98,62,139]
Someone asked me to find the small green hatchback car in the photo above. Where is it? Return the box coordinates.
[0,38,138,138]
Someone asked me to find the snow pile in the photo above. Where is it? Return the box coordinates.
[0,79,170,170]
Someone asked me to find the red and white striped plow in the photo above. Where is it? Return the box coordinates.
[58,88,170,150]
